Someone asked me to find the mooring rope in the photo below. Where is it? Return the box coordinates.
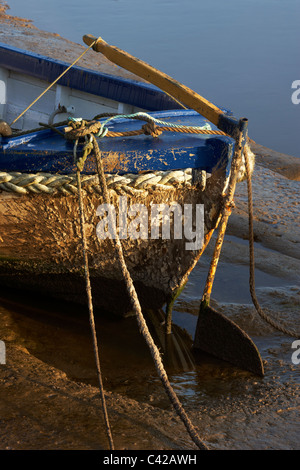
[201,124,245,305]
[81,132,209,450]
[244,145,300,338]
[95,111,215,134]
[76,167,114,450]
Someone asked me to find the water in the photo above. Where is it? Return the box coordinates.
[6,0,300,156]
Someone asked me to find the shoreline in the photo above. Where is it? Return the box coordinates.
[0,2,299,451]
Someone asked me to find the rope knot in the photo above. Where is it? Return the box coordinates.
[141,122,162,138]
[69,117,86,130]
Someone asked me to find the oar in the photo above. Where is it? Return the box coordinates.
[83,34,264,376]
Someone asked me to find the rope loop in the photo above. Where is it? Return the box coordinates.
[95,124,108,139]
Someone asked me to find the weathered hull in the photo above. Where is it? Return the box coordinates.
[0,166,226,315]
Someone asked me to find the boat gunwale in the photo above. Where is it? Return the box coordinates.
[0,41,180,112]
[0,109,235,176]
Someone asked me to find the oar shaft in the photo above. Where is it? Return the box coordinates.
[83,34,223,126]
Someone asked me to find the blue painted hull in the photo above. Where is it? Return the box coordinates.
[0,110,234,176]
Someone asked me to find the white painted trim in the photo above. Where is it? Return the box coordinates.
[1,66,145,130]
[0,67,9,119]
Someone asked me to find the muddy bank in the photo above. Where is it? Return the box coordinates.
[228,164,300,260]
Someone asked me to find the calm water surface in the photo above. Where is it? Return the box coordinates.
[7,0,300,156]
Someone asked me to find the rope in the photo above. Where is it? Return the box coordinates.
[201,126,245,305]
[106,125,226,138]
[244,145,300,338]
[65,111,226,141]
[76,164,114,450]
[10,38,100,127]
[98,111,214,131]
[88,133,208,450]
[7,48,208,447]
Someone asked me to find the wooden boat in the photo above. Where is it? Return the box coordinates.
[0,40,250,317]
